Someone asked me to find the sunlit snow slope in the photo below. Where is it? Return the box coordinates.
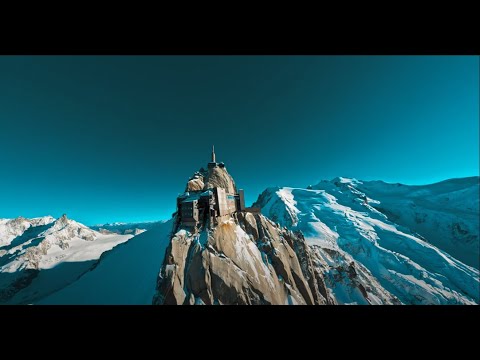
[254,177,479,305]
[0,215,133,304]
[39,220,172,304]
[353,177,479,269]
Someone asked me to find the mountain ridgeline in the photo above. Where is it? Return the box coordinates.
[0,215,134,304]
[253,177,479,304]
[0,151,478,305]
[153,152,478,305]
[153,156,333,305]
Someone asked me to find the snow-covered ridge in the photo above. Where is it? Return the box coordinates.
[90,220,164,235]
[1,214,134,272]
[0,216,56,247]
[254,177,479,305]
[0,214,135,304]
[92,220,161,227]
[350,177,479,268]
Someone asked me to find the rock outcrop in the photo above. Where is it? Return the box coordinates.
[157,158,336,305]
[153,212,334,305]
[186,172,205,191]
[204,166,237,194]
[185,166,237,195]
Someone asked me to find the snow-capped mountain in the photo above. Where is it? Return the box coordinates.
[350,177,479,269]
[153,164,341,305]
[0,214,134,304]
[254,177,479,305]
[90,221,162,236]
[1,175,477,305]
[0,216,56,247]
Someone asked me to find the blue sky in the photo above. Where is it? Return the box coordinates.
[0,56,478,224]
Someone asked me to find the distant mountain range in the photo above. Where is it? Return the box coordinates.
[90,221,162,236]
[0,176,478,305]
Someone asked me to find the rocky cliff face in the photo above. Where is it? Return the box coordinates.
[155,164,403,305]
[153,212,334,305]
[186,166,237,194]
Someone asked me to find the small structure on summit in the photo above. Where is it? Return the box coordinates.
[176,146,258,228]
[209,145,216,165]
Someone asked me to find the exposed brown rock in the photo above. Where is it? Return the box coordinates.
[154,212,334,305]
[203,166,237,194]
[186,176,204,191]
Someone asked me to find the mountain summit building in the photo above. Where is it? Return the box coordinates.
[176,147,257,228]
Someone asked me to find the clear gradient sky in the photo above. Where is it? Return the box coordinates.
[0,56,478,224]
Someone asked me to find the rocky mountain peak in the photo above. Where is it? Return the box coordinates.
[185,165,237,194]
[154,211,334,305]
[156,153,332,304]
[44,214,96,243]
[50,214,69,230]
[204,165,237,194]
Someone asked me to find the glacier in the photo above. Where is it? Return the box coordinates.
[254,177,479,305]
